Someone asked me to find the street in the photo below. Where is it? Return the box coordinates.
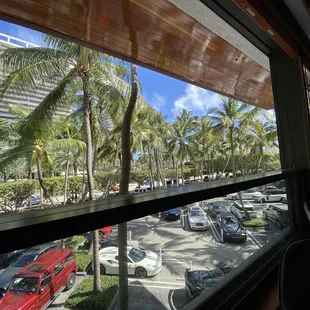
[110,197,285,310]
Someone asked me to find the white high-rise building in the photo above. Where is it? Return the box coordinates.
[0,33,72,120]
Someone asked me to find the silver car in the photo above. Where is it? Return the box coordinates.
[188,205,209,230]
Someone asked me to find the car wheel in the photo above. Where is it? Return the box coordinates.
[232,196,237,201]
[65,272,76,291]
[276,220,282,230]
[135,267,147,278]
[100,264,106,275]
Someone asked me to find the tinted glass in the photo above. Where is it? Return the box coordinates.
[9,277,38,292]
[13,254,36,267]
[129,248,146,263]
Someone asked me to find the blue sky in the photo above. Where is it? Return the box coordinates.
[0,20,223,121]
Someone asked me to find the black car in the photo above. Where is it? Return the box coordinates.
[206,201,231,218]
[161,208,181,221]
[185,266,232,298]
[0,250,26,269]
[216,212,247,242]
[84,235,118,249]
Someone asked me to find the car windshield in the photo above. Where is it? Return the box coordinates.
[9,277,38,293]
[128,248,146,263]
[190,211,204,217]
[224,218,238,225]
[13,254,36,267]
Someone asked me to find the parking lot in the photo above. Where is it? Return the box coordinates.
[111,197,285,310]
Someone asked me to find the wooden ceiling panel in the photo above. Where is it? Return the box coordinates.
[0,0,274,108]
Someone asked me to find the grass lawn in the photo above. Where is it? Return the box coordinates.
[242,218,266,227]
[66,276,118,310]
[74,250,92,272]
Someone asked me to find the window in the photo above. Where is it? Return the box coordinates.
[64,254,74,267]
[128,249,146,263]
[41,272,52,289]
[9,277,38,293]
[54,262,63,276]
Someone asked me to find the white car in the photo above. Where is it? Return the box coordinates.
[230,201,257,220]
[188,204,209,230]
[253,190,287,204]
[227,189,262,200]
[98,246,162,278]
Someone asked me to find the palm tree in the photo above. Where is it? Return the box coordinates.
[170,109,198,184]
[119,63,139,310]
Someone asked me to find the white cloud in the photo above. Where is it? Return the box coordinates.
[150,92,167,111]
[172,84,221,116]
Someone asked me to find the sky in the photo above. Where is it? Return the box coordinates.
[0,20,223,121]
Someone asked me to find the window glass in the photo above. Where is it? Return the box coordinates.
[9,277,38,293]
[128,249,146,263]
[54,262,63,276]
[41,272,52,289]
[64,254,74,267]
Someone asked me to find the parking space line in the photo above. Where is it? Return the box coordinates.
[128,279,184,286]
[129,284,184,290]
[246,230,263,248]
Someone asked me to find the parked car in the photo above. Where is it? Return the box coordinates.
[84,235,118,249]
[188,205,209,230]
[216,212,247,242]
[185,266,232,298]
[227,189,262,200]
[98,246,162,278]
[253,190,287,203]
[29,195,41,208]
[0,250,26,270]
[0,248,77,310]
[0,243,59,298]
[85,226,113,242]
[161,208,181,221]
[230,201,257,220]
[206,201,231,218]
[262,204,289,229]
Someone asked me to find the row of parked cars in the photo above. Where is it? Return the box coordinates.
[0,243,77,310]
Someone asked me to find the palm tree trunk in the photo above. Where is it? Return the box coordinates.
[154,149,161,187]
[180,153,184,185]
[119,64,138,310]
[92,229,101,291]
[81,153,86,197]
[36,153,55,207]
[82,76,94,202]
[159,153,167,188]
[63,158,70,205]
[176,159,179,186]
[147,143,154,190]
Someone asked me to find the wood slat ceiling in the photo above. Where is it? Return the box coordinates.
[0,0,274,109]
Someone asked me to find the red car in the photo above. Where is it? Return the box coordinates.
[100,226,112,238]
[0,248,77,310]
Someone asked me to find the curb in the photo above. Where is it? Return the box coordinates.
[107,288,119,310]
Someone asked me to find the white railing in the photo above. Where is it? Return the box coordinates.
[0,33,39,48]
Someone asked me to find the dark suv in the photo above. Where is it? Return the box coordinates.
[262,204,289,229]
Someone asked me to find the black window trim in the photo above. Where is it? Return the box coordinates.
[0,169,302,254]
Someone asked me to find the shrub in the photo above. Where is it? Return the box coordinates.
[65,236,86,250]
[66,275,118,310]
[94,171,120,194]
[242,218,266,227]
[0,180,36,213]
[74,250,92,272]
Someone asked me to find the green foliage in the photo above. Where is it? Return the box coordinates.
[65,235,86,250]
[66,275,118,310]
[74,250,92,272]
[0,180,36,213]
[242,218,266,227]
[94,171,120,194]
[130,170,149,185]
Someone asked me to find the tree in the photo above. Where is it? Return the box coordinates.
[119,64,139,310]
[169,109,198,184]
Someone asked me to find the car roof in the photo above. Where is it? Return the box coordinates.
[269,204,288,211]
[17,249,73,277]
[219,212,235,218]
[99,246,134,255]
[23,243,59,255]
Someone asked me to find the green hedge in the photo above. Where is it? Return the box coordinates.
[0,180,36,213]
[242,218,266,227]
[66,275,118,310]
